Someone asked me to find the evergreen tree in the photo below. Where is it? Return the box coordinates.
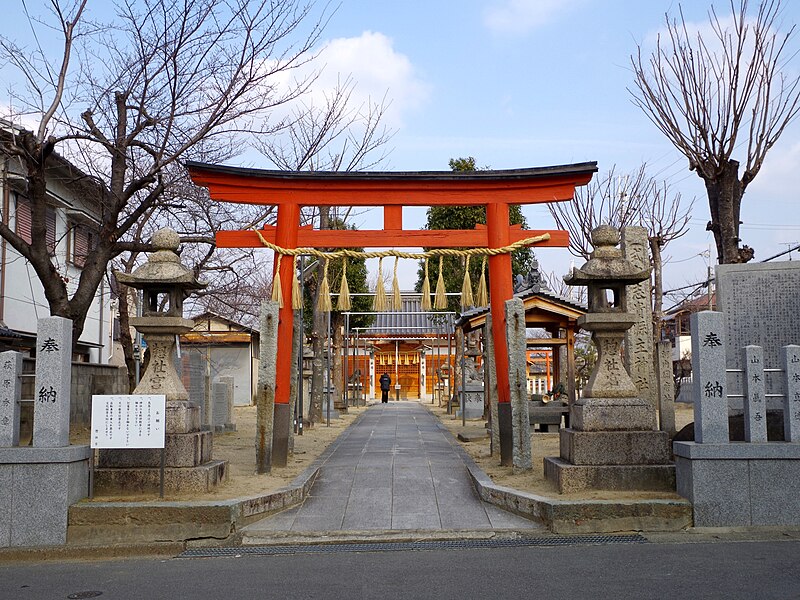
[415,157,534,313]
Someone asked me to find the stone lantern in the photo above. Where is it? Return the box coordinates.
[96,228,227,494]
[115,228,206,403]
[543,225,675,493]
[565,224,650,402]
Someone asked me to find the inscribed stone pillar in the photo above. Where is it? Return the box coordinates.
[621,227,655,412]
[212,382,227,429]
[0,351,22,446]
[742,345,767,442]
[690,311,729,444]
[219,375,235,430]
[782,345,800,442]
[33,317,73,448]
[505,299,531,472]
[655,340,676,437]
[484,316,500,458]
[257,300,279,473]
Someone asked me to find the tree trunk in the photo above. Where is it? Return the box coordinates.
[117,287,137,392]
[649,236,664,349]
[703,159,752,264]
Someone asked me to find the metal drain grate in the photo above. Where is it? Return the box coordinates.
[179,534,647,558]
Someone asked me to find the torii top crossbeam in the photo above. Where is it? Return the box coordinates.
[186,160,596,467]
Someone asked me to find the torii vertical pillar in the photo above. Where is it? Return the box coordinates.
[272,202,300,467]
[487,201,514,465]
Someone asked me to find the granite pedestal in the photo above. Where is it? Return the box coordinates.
[0,445,90,547]
[544,396,675,493]
[674,441,800,526]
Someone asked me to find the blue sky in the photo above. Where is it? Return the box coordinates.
[305,0,800,299]
[3,1,799,303]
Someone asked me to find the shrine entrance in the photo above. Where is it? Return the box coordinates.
[187,161,596,470]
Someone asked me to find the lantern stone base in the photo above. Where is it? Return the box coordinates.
[545,396,675,493]
[98,430,213,468]
[559,429,671,465]
[570,397,656,432]
[543,457,675,493]
[93,460,228,495]
[97,399,227,494]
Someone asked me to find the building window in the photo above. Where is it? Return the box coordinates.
[68,222,97,268]
[15,198,57,256]
[15,196,32,243]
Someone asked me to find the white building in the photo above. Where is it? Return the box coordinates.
[0,121,113,362]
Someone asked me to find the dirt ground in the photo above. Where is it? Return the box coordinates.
[431,401,695,502]
[74,405,369,502]
[75,401,694,503]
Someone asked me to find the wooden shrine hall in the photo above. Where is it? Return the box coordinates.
[186,161,597,469]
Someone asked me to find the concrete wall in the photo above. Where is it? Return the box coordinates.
[21,358,128,428]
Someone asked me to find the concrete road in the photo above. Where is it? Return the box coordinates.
[2,538,799,599]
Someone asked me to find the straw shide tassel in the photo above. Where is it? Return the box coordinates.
[421,257,432,311]
[316,258,333,312]
[337,258,352,311]
[392,257,402,311]
[271,254,284,308]
[434,255,447,310]
[461,255,474,309]
[373,257,388,311]
[476,256,488,307]
[291,256,303,309]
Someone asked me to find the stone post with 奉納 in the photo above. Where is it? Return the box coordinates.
[33,317,73,447]
[544,225,675,493]
[95,228,227,494]
[0,318,90,547]
[690,311,729,444]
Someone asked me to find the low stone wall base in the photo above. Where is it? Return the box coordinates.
[544,457,676,494]
[93,459,228,495]
[0,446,90,547]
[674,441,800,527]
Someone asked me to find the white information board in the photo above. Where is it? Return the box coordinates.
[90,394,166,449]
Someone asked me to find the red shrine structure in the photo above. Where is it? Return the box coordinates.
[186,161,597,467]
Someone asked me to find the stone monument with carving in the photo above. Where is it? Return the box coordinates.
[544,225,675,493]
[96,228,227,493]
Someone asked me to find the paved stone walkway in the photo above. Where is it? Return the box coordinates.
[244,402,539,533]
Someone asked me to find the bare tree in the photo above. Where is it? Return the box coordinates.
[257,77,393,424]
[642,181,693,343]
[549,164,651,260]
[630,0,800,264]
[0,0,327,344]
[550,164,692,347]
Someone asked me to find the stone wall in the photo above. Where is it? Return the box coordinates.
[21,358,128,428]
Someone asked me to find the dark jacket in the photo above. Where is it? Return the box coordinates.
[379,373,391,392]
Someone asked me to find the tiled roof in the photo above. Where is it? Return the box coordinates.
[363,297,452,338]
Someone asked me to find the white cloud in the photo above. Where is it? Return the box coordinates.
[291,31,430,130]
[483,0,579,35]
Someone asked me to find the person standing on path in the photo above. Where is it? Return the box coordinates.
[379,372,391,403]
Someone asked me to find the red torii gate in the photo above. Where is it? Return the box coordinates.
[186,161,596,468]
